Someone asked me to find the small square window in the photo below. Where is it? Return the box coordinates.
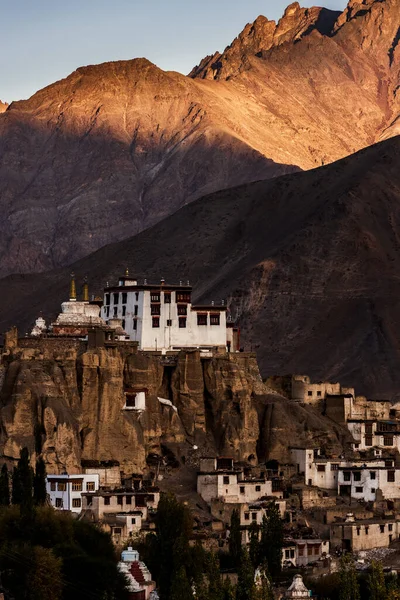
[240,486,245,494]
[151,304,161,315]
[177,305,187,316]
[353,472,361,481]
[104,497,111,506]
[55,498,63,508]
[210,314,220,326]
[179,317,187,328]
[370,471,376,480]
[126,496,132,505]
[152,317,160,328]
[58,482,66,492]
[255,485,261,492]
[72,498,81,508]
[131,518,136,525]
[166,319,172,326]
[344,472,351,481]
[387,470,395,482]
[244,513,250,521]
[72,481,82,492]
[50,482,56,491]
[252,513,257,521]
[164,293,171,304]
[197,314,207,326]
[317,465,326,472]
[86,482,95,492]
[355,486,363,493]
[371,488,376,494]
[317,391,322,397]
[308,391,313,396]
[223,476,229,485]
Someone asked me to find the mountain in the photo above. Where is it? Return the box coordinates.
[1,135,400,397]
[0,0,398,277]
[0,102,7,113]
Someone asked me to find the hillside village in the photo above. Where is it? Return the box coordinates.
[3,273,400,597]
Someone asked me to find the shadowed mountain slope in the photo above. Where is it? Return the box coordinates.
[0,0,398,276]
[1,135,400,397]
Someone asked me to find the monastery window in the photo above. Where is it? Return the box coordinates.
[122,292,127,304]
[113,528,122,535]
[179,317,187,328]
[104,497,111,506]
[354,444,359,449]
[126,496,132,505]
[365,527,369,535]
[152,317,160,328]
[255,485,261,492]
[331,464,339,471]
[317,465,325,472]
[50,482,56,492]
[290,549,295,558]
[371,488,376,494]
[240,486,245,494]
[307,546,313,556]
[55,498,63,508]
[385,460,393,467]
[86,482,95,492]
[365,435,373,446]
[151,304,161,315]
[252,513,257,521]
[298,546,304,557]
[308,391,313,397]
[366,424,373,434]
[164,293,171,304]
[210,314,220,326]
[177,305,187,316]
[197,314,207,326]
[355,486,363,493]
[105,294,110,306]
[72,481,82,492]
[223,476,230,485]
[135,292,139,301]
[122,306,126,316]
[285,550,290,559]
[113,293,119,304]
[122,319,126,330]
[370,471,376,480]
[344,472,351,482]
[314,545,320,555]
[167,319,172,326]
[113,307,118,317]
[353,472,361,481]
[131,518,136,525]
[176,292,191,303]
[356,527,360,536]
[151,293,160,303]
[380,525,385,533]
[106,307,110,318]
[387,471,395,482]
[58,482,66,492]
[244,513,250,521]
[117,496,123,506]
[72,498,81,508]
[134,305,138,316]
[384,436,394,446]
[133,319,137,330]
[317,391,322,397]
[389,524,393,532]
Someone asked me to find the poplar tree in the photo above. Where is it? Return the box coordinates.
[236,548,256,600]
[0,463,10,506]
[33,456,47,506]
[169,566,194,600]
[259,502,284,577]
[11,466,23,505]
[229,509,242,567]
[249,521,260,569]
[367,561,386,600]
[339,554,360,600]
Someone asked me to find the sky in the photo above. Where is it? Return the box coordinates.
[1,0,347,103]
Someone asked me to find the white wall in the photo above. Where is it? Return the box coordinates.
[47,474,100,513]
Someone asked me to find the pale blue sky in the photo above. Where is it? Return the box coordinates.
[1,0,347,103]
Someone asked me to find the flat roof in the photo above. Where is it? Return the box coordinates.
[105,284,192,292]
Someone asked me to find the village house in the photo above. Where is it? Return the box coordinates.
[290,375,355,405]
[81,487,160,521]
[46,473,100,513]
[330,513,400,552]
[281,539,329,568]
[338,459,400,501]
[102,271,235,351]
[290,447,343,490]
[347,419,400,452]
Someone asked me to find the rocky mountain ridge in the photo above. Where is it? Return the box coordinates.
[0,0,398,276]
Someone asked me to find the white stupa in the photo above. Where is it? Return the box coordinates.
[285,574,311,598]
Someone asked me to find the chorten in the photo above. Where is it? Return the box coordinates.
[284,574,311,598]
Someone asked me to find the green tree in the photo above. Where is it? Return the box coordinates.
[249,521,260,569]
[18,447,34,519]
[11,466,23,505]
[259,503,284,578]
[222,577,236,600]
[229,509,242,567]
[255,564,274,600]
[339,554,360,600]
[28,545,63,600]
[367,560,386,600]
[170,566,194,600]
[386,576,400,600]
[236,548,256,600]
[33,456,47,506]
[0,463,10,506]
[207,552,224,600]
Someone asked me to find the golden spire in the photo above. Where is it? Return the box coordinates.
[70,273,77,301]
[83,276,89,302]
[125,267,129,277]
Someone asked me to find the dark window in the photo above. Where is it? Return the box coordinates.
[370,471,376,480]
[125,393,136,408]
[380,525,385,533]
[134,305,138,316]
[135,292,139,301]
[223,476,229,485]
[331,464,339,471]
[122,292,127,304]
[366,423,373,434]
[106,306,110,318]
[355,486,363,493]
[365,435,373,446]
[252,513,257,521]
[126,496,132,505]
[133,319,137,330]
[240,486,245,494]
[255,485,261,492]
[105,294,110,306]
[122,306,126,316]
[353,472,361,481]
[177,304,187,315]
[317,465,326,472]
[131,518,136,525]
[197,314,207,326]
[50,482,56,491]
[244,513,250,521]
[176,292,191,303]
[385,460,393,467]
[389,524,393,531]
[113,293,119,304]
[388,470,395,482]
[164,293,171,304]
[167,319,172,326]
[371,488,376,494]
[308,391,313,397]
[151,304,161,315]
[365,527,369,535]
[104,497,110,505]
[179,317,187,328]
[117,496,123,506]
[55,498,63,508]
[122,319,125,329]
[210,313,220,326]
[150,293,160,303]
[357,527,360,536]
[113,527,122,535]
[152,317,160,328]
[72,498,81,508]
[317,391,322,397]
[344,472,351,481]
[113,307,118,317]
[384,435,394,446]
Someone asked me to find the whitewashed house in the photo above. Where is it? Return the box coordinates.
[338,460,400,501]
[46,473,100,513]
[102,273,228,351]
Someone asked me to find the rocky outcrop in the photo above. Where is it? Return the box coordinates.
[0,340,349,472]
[0,1,399,276]
[0,101,7,113]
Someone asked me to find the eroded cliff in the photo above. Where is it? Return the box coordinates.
[0,335,351,473]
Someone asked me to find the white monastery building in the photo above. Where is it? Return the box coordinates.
[47,473,100,513]
[102,272,231,351]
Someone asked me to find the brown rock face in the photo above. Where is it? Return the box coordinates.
[0,0,399,276]
[0,341,347,471]
[0,101,7,114]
